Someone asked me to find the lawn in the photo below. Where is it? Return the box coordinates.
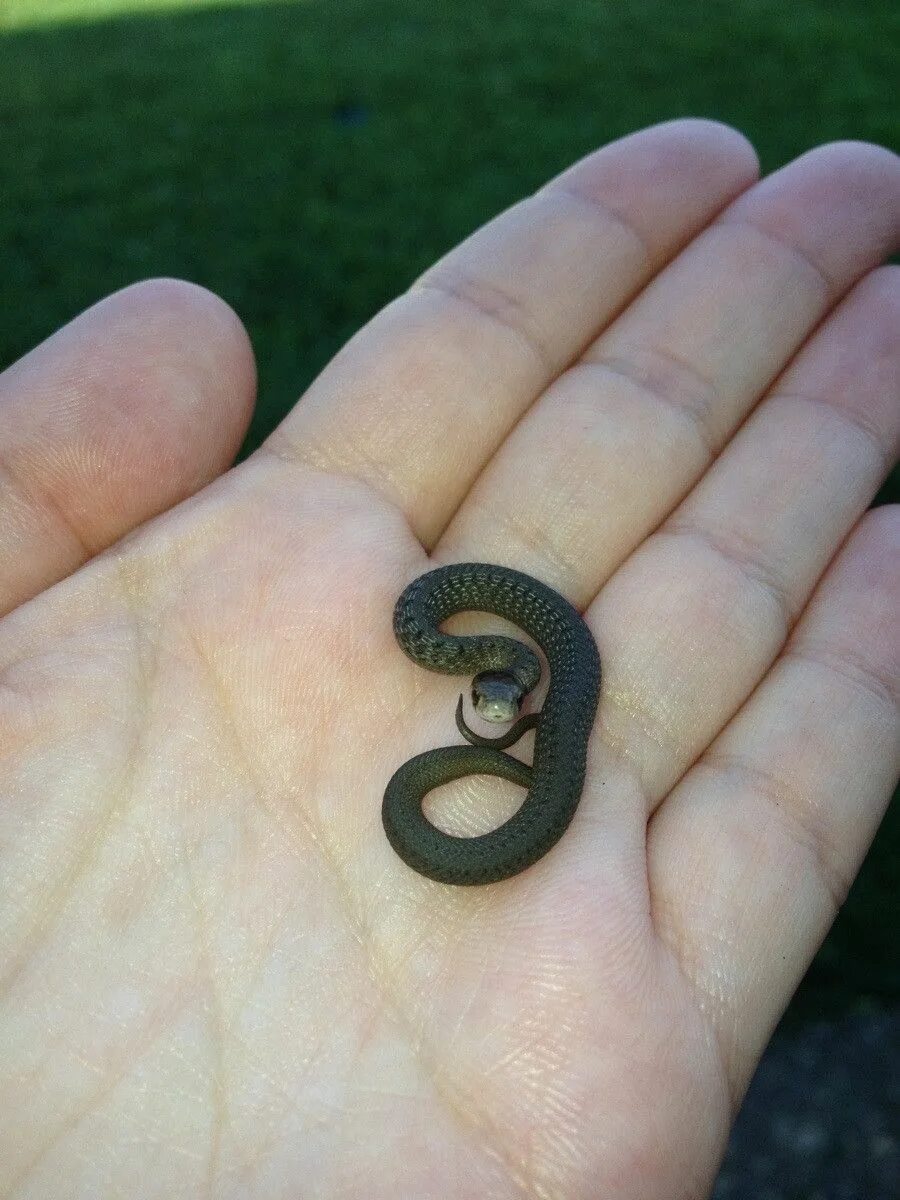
[0,0,896,1021]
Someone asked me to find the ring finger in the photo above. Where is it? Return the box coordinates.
[591,263,899,810]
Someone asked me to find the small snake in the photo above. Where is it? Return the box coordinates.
[382,563,601,885]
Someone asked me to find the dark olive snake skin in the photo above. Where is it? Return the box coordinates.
[382,563,602,885]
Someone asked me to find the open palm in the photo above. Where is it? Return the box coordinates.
[1,120,898,1200]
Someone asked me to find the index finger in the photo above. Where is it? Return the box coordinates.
[263,119,758,543]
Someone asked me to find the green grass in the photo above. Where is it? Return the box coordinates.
[0,0,896,1022]
[0,0,270,28]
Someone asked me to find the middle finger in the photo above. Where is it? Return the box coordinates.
[438,142,899,603]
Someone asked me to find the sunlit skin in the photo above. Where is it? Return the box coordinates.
[0,120,897,1199]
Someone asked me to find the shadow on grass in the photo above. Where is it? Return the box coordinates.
[0,0,896,1022]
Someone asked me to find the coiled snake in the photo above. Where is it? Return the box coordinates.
[382,563,601,885]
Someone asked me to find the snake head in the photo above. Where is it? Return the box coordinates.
[471,671,524,723]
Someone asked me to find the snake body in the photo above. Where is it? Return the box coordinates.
[382,563,601,885]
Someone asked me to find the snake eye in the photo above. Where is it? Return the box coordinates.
[471,671,523,723]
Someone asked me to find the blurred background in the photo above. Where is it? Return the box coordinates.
[0,0,896,1195]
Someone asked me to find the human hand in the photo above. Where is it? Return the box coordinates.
[1,119,897,1199]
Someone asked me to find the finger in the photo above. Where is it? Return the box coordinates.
[647,506,899,1105]
[590,264,899,808]
[439,142,900,595]
[263,119,759,542]
[0,279,255,615]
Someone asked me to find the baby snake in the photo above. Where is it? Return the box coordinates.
[382,563,601,885]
